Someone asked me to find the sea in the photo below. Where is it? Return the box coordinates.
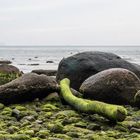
[0,46,140,73]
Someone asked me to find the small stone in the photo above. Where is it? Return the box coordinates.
[12,108,20,119]
[48,123,63,133]
[87,123,101,130]
[0,103,4,110]
[130,127,140,133]
[36,130,50,138]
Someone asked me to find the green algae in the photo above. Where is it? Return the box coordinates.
[0,72,20,85]
[0,94,139,139]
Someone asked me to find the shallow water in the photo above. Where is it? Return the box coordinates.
[0,46,140,73]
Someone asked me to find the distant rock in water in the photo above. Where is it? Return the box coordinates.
[56,51,140,90]
[0,60,12,64]
[46,61,54,63]
[0,73,59,104]
[28,63,39,66]
[80,68,140,105]
[0,64,21,85]
[32,69,57,76]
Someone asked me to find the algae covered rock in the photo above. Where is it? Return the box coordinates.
[57,51,140,90]
[0,73,59,104]
[0,64,21,85]
[80,68,140,105]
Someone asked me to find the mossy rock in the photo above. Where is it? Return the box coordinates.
[0,64,21,85]
[0,72,20,85]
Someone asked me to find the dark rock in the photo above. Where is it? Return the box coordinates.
[32,69,57,76]
[28,64,39,66]
[0,73,59,104]
[80,68,140,105]
[56,51,140,90]
[0,60,12,64]
[46,61,54,63]
[86,123,101,130]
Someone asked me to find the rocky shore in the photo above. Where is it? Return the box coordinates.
[0,94,139,139]
[0,51,140,139]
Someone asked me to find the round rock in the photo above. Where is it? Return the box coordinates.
[80,68,140,105]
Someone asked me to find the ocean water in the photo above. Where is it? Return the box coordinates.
[0,46,140,73]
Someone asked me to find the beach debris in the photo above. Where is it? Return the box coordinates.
[57,51,140,90]
[80,68,140,106]
[60,78,127,122]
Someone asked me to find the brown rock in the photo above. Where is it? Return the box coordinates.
[80,68,140,105]
[0,73,59,104]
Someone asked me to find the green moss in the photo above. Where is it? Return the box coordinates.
[0,134,30,140]
[47,122,63,133]
[0,72,20,85]
[60,78,127,122]
[1,107,12,116]
[41,104,59,111]
[53,134,72,140]
[36,130,50,138]
[54,110,79,119]
[0,103,4,110]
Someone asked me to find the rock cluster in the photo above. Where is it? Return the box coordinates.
[0,51,140,139]
[0,95,139,139]
[57,51,140,90]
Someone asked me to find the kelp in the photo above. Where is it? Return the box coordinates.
[60,78,127,122]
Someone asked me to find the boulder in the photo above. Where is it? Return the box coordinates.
[0,73,59,104]
[0,64,20,74]
[32,69,57,76]
[0,60,12,64]
[80,68,140,105]
[56,51,140,90]
[0,64,21,85]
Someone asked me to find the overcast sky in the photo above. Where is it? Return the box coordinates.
[0,0,140,45]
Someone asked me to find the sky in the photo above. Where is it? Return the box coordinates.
[0,0,140,46]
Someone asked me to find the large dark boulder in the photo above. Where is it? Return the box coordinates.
[56,51,140,90]
[0,73,59,104]
[80,68,140,105]
[0,64,21,85]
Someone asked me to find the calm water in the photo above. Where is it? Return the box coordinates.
[0,46,140,73]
